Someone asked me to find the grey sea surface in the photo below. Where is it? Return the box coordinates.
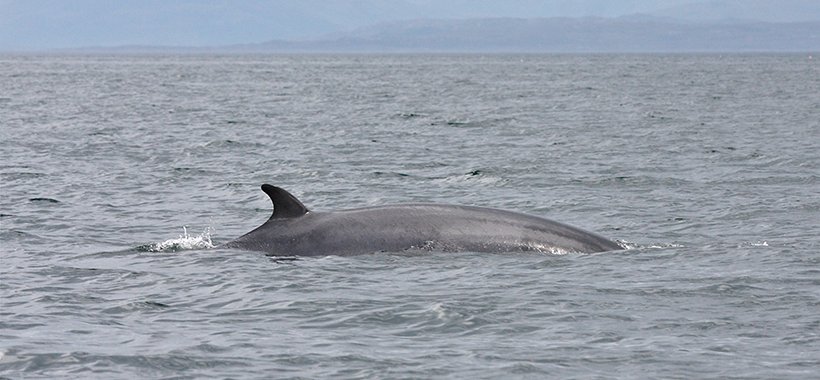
[1,54,819,379]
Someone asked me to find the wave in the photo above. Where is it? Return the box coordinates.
[137,226,214,252]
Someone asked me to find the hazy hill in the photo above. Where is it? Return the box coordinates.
[249,17,820,53]
[2,0,819,51]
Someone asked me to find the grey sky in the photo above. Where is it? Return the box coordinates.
[1,0,818,50]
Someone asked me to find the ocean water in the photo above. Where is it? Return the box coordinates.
[1,54,818,379]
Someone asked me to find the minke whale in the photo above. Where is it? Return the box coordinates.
[224,184,622,256]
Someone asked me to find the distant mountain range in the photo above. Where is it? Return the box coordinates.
[73,16,819,53]
[2,0,819,52]
[259,17,820,52]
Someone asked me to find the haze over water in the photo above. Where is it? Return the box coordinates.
[1,54,819,378]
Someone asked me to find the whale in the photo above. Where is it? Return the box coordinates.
[224,184,622,256]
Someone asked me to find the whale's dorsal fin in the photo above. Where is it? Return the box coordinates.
[261,184,309,219]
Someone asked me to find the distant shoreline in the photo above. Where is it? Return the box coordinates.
[4,17,818,54]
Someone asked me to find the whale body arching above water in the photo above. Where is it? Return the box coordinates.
[224,184,622,256]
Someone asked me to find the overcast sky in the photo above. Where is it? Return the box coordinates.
[2,0,819,50]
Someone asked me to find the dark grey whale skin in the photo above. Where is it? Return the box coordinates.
[224,185,622,256]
